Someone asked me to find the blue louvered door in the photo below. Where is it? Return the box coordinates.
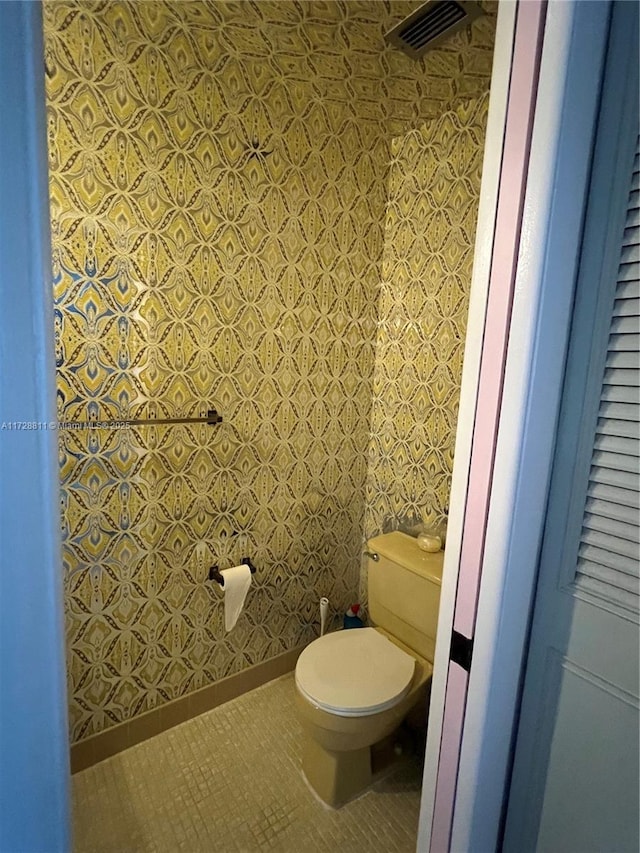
[503,3,639,850]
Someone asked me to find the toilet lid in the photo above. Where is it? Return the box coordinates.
[295,628,415,717]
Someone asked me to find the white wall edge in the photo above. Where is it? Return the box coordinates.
[416,2,517,847]
[450,1,612,850]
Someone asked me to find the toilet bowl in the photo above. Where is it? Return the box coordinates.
[295,532,443,807]
[295,627,432,807]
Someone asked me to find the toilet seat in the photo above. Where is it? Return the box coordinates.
[295,627,415,717]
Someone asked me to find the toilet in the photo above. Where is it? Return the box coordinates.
[295,531,443,807]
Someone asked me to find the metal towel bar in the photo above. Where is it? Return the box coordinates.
[58,409,223,429]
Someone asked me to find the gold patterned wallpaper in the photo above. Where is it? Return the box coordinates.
[43,0,495,743]
[364,94,489,547]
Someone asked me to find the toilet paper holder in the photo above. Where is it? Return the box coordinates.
[208,557,257,587]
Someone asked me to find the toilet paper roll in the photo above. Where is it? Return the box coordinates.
[222,563,252,631]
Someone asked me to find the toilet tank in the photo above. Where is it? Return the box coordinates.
[367,531,443,662]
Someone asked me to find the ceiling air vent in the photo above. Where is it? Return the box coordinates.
[385,0,484,61]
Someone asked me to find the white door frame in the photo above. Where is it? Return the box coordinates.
[418,1,615,850]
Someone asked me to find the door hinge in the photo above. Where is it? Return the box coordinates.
[450,629,474,672]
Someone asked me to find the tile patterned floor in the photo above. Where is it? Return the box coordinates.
[73,674,423,852]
